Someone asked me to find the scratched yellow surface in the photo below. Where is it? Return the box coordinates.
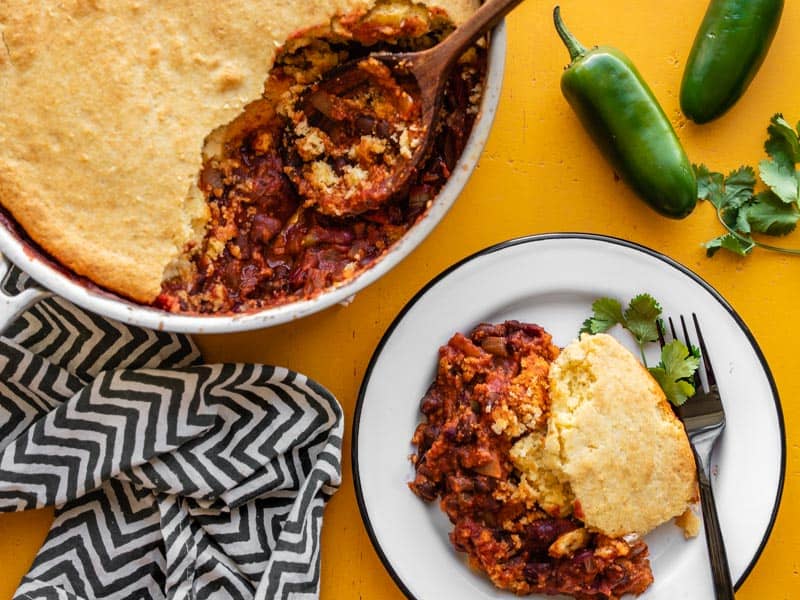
[2,1,800,598]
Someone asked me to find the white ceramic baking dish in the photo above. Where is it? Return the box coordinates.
[0,23,506,334]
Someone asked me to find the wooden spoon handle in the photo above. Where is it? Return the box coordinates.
[434,0,526,70]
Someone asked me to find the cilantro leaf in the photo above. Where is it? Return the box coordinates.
[623,293,662,346]
[759,157,798,204]
[704,233,754,257]
[649,370,696,407]
[580,297,624,335]
[659,339,701,380]
[722,166,757,209]
[764,113,800,165]
[648,340,700,406]
[721,203,750,234]
[697,165,759,256]
[746,191,800,236]
[695,164,725,207]
[579,293,662,364]
[759,114,800,207]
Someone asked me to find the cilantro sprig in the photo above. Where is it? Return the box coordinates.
[697,113,800,256]
[581,294,659,363]
[580,294,700,406]
[649,342,701,407]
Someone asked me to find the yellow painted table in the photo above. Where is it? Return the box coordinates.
[2,1,800,598]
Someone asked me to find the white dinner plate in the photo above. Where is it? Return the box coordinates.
[353,233,784,600]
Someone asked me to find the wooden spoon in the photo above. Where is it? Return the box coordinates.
[284,0,527,216]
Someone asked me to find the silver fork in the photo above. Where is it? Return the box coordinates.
[659,314,734,599]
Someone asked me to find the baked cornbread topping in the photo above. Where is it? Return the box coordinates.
[409,323,698,599]
[0,0,482,311]
[545,333,699,538]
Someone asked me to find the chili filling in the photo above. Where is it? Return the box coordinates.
[156,11,486,314]
[282,56,426,216]
[410,322,655,600]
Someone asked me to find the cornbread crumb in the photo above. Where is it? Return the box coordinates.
[309,161,338,190]
[295,122,329,161]
[358,135,388,157]
[343,165,369,186]
[398,129,413,158]
[675,508,701,539]
[252,131,275,155]
[548,527,590,558]
[489,350,551,437]
[509,431,574,517]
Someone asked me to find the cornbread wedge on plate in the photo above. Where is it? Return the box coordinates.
[545,333,699,537]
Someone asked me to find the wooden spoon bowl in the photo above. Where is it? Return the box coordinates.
[283,0,527,217]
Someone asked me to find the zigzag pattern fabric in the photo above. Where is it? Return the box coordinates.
[0,265,343,599]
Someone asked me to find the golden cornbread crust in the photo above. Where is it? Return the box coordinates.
[0,0,477,303]
[546,333,699,537]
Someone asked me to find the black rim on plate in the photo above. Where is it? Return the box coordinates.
[351,232,786,599]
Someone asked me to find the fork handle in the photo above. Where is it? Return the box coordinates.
[698,471,736,599]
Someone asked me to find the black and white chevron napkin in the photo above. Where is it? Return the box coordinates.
[0,267,343,600]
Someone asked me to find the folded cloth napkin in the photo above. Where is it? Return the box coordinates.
[0,266,343,600]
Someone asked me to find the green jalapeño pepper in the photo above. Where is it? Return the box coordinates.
[553,7,697,219]
[681,0,784,124]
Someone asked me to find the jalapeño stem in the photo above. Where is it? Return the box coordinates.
[553,6,586,62]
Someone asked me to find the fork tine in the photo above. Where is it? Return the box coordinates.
[668,316,678,341]
[692,313,717,388]
[679,315,703,390]
[656,318,667,348]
